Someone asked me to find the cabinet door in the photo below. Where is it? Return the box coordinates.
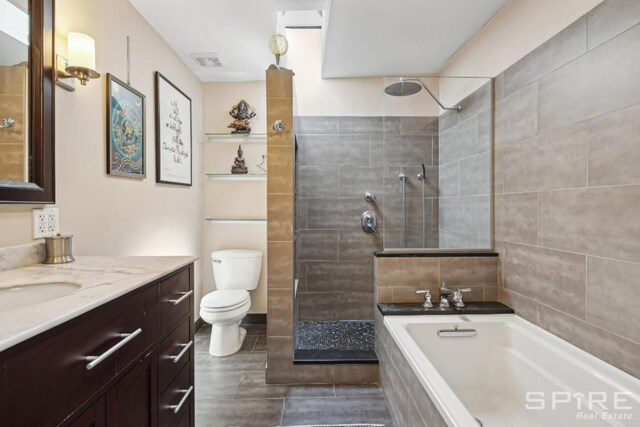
[66,397,106,427]
[106,350,158,427]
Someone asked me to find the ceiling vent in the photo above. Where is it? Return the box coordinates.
[191,53,223,68]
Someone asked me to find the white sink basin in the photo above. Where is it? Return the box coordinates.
[0,282,81,312]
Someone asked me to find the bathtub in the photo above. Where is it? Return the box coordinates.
[384,314,640,427]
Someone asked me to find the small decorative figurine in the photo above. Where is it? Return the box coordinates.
[227,99,256,134]
[231,144,248,174]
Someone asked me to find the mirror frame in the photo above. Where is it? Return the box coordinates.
[0,0,55,204]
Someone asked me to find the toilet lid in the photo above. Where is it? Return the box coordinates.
[201,290,249,310]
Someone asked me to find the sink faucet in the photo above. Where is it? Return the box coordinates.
[439,282,472,308]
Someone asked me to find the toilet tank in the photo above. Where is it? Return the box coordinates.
[211,249,263,291]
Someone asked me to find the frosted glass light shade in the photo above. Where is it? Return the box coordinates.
[268,34,288,56]
[68,32,96,70]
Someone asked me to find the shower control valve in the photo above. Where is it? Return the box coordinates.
[364,191,376,203]
[361,211,377,233]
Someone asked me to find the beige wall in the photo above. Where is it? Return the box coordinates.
[286,28,441,117]
[0,0,205,308]
[439,0,603,106]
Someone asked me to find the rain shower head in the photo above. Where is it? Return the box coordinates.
[384,80,422,97]
[384,77,461,112]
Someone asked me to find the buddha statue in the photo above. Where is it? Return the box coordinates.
[231,144,248,174]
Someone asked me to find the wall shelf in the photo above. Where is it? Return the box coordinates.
[206,174,267,181]
[205,218,267,224]
[206,133,266,144]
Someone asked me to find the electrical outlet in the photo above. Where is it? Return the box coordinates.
[45,208,59,236]
[32,209,48,239]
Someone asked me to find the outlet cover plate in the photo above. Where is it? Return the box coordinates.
[32,208,59,239]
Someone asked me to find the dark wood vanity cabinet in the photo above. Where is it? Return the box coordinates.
[0,263,195,427]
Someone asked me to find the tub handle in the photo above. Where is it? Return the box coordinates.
[438,325,477,337]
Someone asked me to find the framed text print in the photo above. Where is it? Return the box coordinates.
[155,72,192,186]
[107,74,146,179]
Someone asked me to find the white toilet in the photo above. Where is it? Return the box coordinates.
[199,249,262,357]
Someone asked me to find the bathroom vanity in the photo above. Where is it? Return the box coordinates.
[0,256,196,427]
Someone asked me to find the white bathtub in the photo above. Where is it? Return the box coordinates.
[384,314,640,427]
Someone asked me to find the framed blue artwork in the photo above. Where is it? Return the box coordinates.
[107,74,146,179]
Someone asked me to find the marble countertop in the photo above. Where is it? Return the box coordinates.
[377,301,514,316]
[0,256,197,353]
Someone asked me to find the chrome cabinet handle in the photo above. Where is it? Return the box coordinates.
[170,386,193,414]
[169,290,193,305]
[170,340,193,364]
[85,328,142,370]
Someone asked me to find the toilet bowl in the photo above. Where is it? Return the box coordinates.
[199,249,262,357]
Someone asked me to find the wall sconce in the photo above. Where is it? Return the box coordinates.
[56,32,100,91]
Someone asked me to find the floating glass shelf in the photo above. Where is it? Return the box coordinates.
[206,174,266,181]
[206,133,266,143]
[205,218,267,224]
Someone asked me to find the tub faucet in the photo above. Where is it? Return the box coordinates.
[415,289,433,308]
[439,282,472,308]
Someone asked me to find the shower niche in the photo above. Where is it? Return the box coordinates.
[292,76,493,363]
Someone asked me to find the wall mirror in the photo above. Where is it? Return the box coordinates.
[0,0,55,203]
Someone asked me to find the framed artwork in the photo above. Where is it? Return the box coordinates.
[155,72,192,186]
[106,74,146,178]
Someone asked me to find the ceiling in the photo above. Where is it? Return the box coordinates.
[322,0,506,78]
[129,0,506,82]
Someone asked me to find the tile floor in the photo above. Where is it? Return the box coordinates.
[195,323,394,427]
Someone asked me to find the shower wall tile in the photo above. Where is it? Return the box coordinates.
[587,103,640,186]
[267,290,293,337]
[458,82,492,122]
[298,229,338,261]
[586,256,640,344]
[267,145,293,193]
[439,115,479,164]
[399,116,439,135]
[503,121,587,193]
[438,110,459,134]
[297,292,374,320]
[587,0,640,50]
[383,229,426,250]
[459,151,491,196]
[369,134,384,167]
[538,186,640,264]
[268,242,294,289]
[382,135,433,166]
[295,116,338,134]
[338,166,384,197]
[495,192,538,245]
[305,260,373,293]
[267,194,294,241]
[494,73,505,102]
[296,197,307,229]
[538,24,640,133]
[303,135,370,166]
[494,3,640,378]
[503,17,587,97]
[376,257,439,288]
[338,230,381,261]
[306,198,368,230]
[338,116,383,134]
[494,82,538,147]
[503,242,586,319]
[537,304,640,379]
[439,257,499,287]
[382,117,401,134]
[383,166,438,198]
[438,162,459,197]
[383,197,429,230]
[298,166,339,198]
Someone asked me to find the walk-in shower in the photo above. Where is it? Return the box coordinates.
[292,76,493,363]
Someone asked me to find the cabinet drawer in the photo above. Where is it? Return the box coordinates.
[159,361,192,427]
[158,268,191,335]
[2,285,157,427]
[158,317,192,392]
